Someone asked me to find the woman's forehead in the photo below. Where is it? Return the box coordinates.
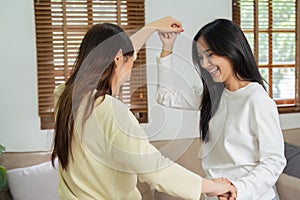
[196,43,211,55]
[196,42,205,53]
[195,37,210,52]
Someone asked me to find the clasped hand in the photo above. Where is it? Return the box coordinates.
[208,178,237,200]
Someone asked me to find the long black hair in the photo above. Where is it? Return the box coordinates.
[52,23,134,169]
[192,19,265,142]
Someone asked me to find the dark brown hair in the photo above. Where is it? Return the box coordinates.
[51,23,134,169]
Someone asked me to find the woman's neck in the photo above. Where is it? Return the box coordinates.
[224,80,250,91]
[111,77,120,97]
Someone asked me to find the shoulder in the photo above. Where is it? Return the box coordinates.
[248,83,276,107]
[246,83,278,115]
[94,95,147,142]
[98,95,131,114]
[55,82,65,92]
[54,83,65,97]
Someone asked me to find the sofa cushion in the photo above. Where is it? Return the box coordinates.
[276,173,300,200]
[282,129,300,146]
[284,142,300,179]
[7,160,59,200]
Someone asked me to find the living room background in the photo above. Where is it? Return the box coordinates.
[1,0,299,151]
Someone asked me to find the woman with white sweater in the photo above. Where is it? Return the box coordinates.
[156,18,286,200]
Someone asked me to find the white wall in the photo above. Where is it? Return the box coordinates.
[142,0,232,140]
[0,0,54,151]
[0,0,299,151]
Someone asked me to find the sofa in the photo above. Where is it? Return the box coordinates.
[0,128,299,200]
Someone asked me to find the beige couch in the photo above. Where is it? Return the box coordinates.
[1,128,299,200]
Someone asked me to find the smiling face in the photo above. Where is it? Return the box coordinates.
[197,37,236,85]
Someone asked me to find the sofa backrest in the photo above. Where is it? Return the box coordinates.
[0,151,52,170]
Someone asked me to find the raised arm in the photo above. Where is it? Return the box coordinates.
[130,16,183,53]
[156,32,203,110]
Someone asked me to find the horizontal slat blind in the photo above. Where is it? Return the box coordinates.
[34,0,147,129]
[233,0,300,113]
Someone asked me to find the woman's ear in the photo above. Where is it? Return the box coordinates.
[114,49,123,68]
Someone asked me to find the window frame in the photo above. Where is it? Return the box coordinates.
[232,0,300,114]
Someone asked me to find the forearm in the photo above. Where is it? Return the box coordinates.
[228,148,286,198]
[231,153,286,198]
[139,162,202,200]
[201,178,216,194]
[130,16,182,54]
[130,26,156,53]
[156,55,202,110]
[231,102,287,198]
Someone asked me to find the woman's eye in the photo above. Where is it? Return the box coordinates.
[207,53,213,57]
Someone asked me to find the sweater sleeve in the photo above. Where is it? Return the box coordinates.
[230,97,286,200]
[138,163,202,200]
[118,127,202,200]
[113,129,202,200]
[156,54,202,110]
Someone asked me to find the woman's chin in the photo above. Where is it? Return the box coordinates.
[212,76,223,83]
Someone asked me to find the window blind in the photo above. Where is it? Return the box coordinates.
[233,0,300,113]
[34,0,147,129]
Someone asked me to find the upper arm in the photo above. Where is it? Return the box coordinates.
[156,55,203,110]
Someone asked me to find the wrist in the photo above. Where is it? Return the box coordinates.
[160,49,172,58]
[160,44,174,57]
[162,44,174,52]
[202,179,216,195]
